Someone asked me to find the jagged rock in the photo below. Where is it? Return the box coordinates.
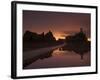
[65,28,88,43]
[23,30,56,43]
[44,30,56,42]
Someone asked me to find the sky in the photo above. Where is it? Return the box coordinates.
[23,10,91,40]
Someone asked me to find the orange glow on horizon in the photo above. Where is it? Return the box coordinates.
[53,33,64,40]
[54,36,65,40]
[53,32,69,40]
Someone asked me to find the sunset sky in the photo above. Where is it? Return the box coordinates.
[23,10,91,40]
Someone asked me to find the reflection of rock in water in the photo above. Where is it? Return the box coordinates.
[62,42,90,60]
[40,50,53,59]
[23,50,53,68]
[62,28,90,60]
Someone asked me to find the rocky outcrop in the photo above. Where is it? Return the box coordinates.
[23,30,56,43]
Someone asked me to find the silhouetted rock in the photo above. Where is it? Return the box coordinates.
[44,30,56,42]
[65,28,88,43]
[23,30,56,43]
[23,31,41,42]
[63,28,90,60]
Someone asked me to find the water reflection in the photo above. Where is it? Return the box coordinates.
[61,42,90,60]
[23,50,53,68]
[23,42,90,69]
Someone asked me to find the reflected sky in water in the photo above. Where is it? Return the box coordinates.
[24,48,90,69]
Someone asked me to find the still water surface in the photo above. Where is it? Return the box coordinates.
[25,48,90,69]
